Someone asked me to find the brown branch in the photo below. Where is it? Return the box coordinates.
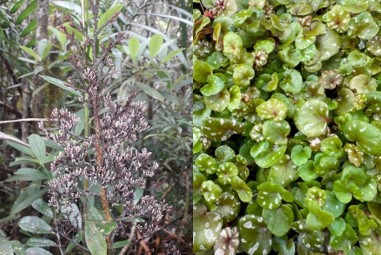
[91,91,112,253]
[0,118,47,125]
[0,131,30,147]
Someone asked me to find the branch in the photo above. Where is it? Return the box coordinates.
[0,118,48,125]
[0,131,30,147]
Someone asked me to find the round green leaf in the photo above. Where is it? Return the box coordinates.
[194,59,213,83]
[250,141,287,168]
[200,75,225,96]
[262,120,290,145]
[193,204,223,253]
[295,99,329,138]
[291,145,311,166]
[223,32,243,56]
[214,192,241,223]
[256,98,288,121]
[279,69,303,94]
[233,64,255,87]
[238,215,272,255]
[263,204,294,237]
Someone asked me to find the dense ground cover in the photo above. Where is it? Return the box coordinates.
[193,0,381,254]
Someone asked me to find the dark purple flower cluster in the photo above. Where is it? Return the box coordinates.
[40,92,168,236]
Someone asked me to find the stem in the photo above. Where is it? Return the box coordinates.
[0,118,48,124]
[83,93,89,218]
[92,92,112,252]
[118,222,137,255]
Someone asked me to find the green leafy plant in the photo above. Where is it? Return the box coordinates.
[193,0,381,254]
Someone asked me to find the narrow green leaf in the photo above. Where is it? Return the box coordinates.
[6,168,49,182]
[74,108,85,135]
[51,1,82,14]
[134,187,144,205]
[6,141,33,157]
[11,0,25,13]
[25,238,57,247]
[149,34,163,58]
[0,237,14,255]
[19,216,52,234]
[18,57,38,64]
[20,46,41,62]
[136,82,164,102]
[111,240,131,249]
[129,37,140,60]
[28,134,46,161]
[10,185,48,216]
[21,19,36,37]
[85,221,107,255]
[36,39,52,61]
[97,4,123,30]
[15,0,37,24]
[48,26,67,50]
[40,75,81,96]
[161,49,182,63]
[10,156,39,166]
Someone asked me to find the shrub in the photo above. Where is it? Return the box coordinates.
[193,0,381,254]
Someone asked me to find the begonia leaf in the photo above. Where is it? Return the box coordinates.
[256,98,288,121]
[339,0,368,13]
[279,69,303,94]
[200,74,225,96]
[273,236,295,255]
[297,160,318,181]
[348,12,379,40]
[214,192,241,223]
[291,145,311,166]
[204,88,230,112]
[359,231,381,254]
[201,117,245,141]
[215,145,235,162]
[329,223,359,254]
[238,215,272,255]
[295,99,329,138]
[341,120,381,156]
[349,74,377,93]
[201,180,222,204]
[231,176,253,203]
[268,155,298,187]
[217,162,238,185]
[195,153,218,174]
[263,204,294,237]
[228,85,241,110]
[233,63,255,87]
[262,120,290,145]
[250,141,287,168]
[194,59,213,83]
[193,204,223,253]
[223,32,242,56]
[316,29,341,61]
